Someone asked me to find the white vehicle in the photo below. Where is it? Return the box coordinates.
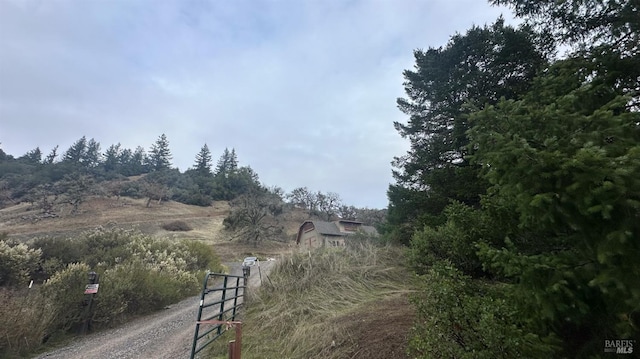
[242,257,258,276]
[242,256,258,267]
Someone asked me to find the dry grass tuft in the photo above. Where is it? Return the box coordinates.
[208,242,416,359]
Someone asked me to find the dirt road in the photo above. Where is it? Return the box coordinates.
[34,260,274,359]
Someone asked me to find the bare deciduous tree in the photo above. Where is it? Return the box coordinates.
[223,189,284,247]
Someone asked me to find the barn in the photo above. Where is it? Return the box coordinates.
[295,219,378,249]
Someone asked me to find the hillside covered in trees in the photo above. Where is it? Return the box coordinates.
[0,134,384,219]
[387,0,639,357]
[0,134,265,208]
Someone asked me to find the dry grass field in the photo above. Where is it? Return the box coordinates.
[0,196,295,260]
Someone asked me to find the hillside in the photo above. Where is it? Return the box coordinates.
[0,196,302,260]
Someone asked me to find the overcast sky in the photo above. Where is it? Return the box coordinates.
[0,0,512,209]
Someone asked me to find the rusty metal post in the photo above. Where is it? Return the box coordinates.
[234,322,242,359]
[228,340,235,359]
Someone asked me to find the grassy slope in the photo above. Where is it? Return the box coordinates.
[0,196,301,260]
[208,243,416,359]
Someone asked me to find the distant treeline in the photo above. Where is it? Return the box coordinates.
[0,134,264,208]
[0,135,386,227]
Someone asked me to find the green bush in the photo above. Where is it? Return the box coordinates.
[94,259,199,325]
[409,202,484,276]
[0,228,221,356]
[41,262,90,332]
[182,240,220,271]
[409,261,557,358]
[0,240,41,287]
[32,237,86,274]
[119,180,144,198]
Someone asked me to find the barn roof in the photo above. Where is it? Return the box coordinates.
[310,221,344,236]
[295,220,379,245]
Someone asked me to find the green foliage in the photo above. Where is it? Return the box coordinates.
[398,2,639,357]
[387,19,546,246]
[466,42,640,356]
[30,227,221,283]
[409,261,557,358]
[118,179,146,198]
[1,137,268,210]
[193,143,213,175]
[41,262,90,332]
[409,202,485,276]
[94,258,199,323]
[147,133,172,171]
[61,137,101,170]
[214,147,238,177]
[181,240,220,271]
[0,228,221,357]
[0,240,41,287]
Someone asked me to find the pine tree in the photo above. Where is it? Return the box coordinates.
[387,20,547,244]
[44,146,58,164]
[19,147,42,164]
[148,134,172,171]
[193,144,212,175]
[63,136,87,163]
[214,148,238,177]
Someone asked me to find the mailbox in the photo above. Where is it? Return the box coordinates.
[84,272,100,294]
[88,271,99,284]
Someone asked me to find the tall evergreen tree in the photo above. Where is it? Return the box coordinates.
[147,134,172,171]
[469,56,640,357]
[103,143,122,172]
[193,144,213,176]
[492,0,639,109]
[63,136,87,164]
[84,138,101,168]
[44,146,59,164]
[214,148,238,177]
[387,19,547,244]
[61,136,100,168]
[19,147,42,164]
[127,146,148,175]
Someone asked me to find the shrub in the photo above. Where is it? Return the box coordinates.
[162,220,193,232]
[119,180,144,198]
[32,237,86,274]
[0,240,42,287]
[1,227,221,356]
[409,261,557,358]
[408,201,501,277]
[94,259,199,325]
[83,227,132,267]
[41,262,91,332]
[182,240,220,271]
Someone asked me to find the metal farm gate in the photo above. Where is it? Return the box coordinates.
[190,272,247,359]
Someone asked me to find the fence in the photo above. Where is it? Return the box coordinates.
[190,271,246,359]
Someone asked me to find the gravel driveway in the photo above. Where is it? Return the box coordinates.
[34,260,274,359]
